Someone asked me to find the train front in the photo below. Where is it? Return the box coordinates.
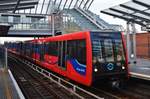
[90,31,128,87]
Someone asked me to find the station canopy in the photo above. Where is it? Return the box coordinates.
[101,0,150,27]
[0,0,94,15]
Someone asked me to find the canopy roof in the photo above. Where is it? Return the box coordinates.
[0,0,94,15]
[101,0,150,26]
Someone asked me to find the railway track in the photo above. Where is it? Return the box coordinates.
[8,54,103,99]
[8,58,79,99]
[8,54,150,99]
[87,78,150,99]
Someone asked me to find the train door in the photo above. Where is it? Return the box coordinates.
[58,41,67,69]
[40,43,45,61]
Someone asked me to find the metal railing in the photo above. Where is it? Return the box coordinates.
[75,8,103,30]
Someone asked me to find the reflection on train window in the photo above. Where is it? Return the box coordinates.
[47,42,58,56]
[115,40,125,61]
[92,39,114,62]
[104,39,114,62]
[92,40,104,63]
[67,39,86,65]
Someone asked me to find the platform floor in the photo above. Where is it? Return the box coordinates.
[0,66,20,99]
[129,58,150,80]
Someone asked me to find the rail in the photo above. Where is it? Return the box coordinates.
[10,55,103,99]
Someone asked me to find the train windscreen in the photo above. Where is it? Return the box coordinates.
[91,32,125,64]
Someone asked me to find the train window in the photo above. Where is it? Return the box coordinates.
[92,40,104,63]
[47,42,58,56]
[92,39,114,63]
[67,39,86,65]
[114,40,125,61]
[58,41,67,68]
[104,39,114,62]
[76,40,86,64]
[39,43,45,61]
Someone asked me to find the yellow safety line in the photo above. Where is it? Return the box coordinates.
[2,69,12,99]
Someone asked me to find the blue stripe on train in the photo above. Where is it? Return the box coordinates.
[70,59,86,76]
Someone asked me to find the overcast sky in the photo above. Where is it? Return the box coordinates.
[0,0,141,44]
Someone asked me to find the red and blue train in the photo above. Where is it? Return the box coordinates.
[5,31,129,86]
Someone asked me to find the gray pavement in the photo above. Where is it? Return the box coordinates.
[129,58,150,79]
[0,69,20,99]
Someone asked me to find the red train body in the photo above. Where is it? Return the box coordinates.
[6,31,129,86]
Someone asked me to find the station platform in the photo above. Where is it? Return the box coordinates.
[0,63,24,99]
[129,58,150,80]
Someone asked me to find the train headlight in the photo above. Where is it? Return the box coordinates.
[94,68,98,72]
[122,66,125,69]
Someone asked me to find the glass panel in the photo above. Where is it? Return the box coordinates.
[133,13,150,20]
[138,0,150,5]
[114,40,125,62]
[104,9,123,16]
[104,39,114,62]
[91,32,125,63]
[123,1,147,11]
[113,6,134,14]
[67,39,86,65]
[76,40,86,65]
[92,40,104,63]
[47,42,58,56]
[145,10,150,14]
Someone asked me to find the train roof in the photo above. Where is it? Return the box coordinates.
[27,30,123,43]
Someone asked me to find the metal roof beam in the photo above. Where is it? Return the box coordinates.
[54,0,57,5]
[40,0,45,14]
[120,4,150,17]
[132,0,150,9]
[58,0,63,10]
[74,0,79,7]
[87,0,94,10]
[68,0,74,9]
[83,0,89,9]
[79,0,84,8]
[46,0,52,14]
[13,0,21,13]
[0,13,46,18]
[109,8,150,22]
[0,1,38,7]
[62,0,68,10]
[101,10,145,26]
[0,6,35,12]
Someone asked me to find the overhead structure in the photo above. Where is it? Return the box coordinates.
[101,0,150,27]
[0,0,38,13]
[0,0,95,15]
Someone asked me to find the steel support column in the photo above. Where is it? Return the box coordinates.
[52,14,55,36]
[131,22,137,64]
[126,22,137,65]
[126,22,131,64]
